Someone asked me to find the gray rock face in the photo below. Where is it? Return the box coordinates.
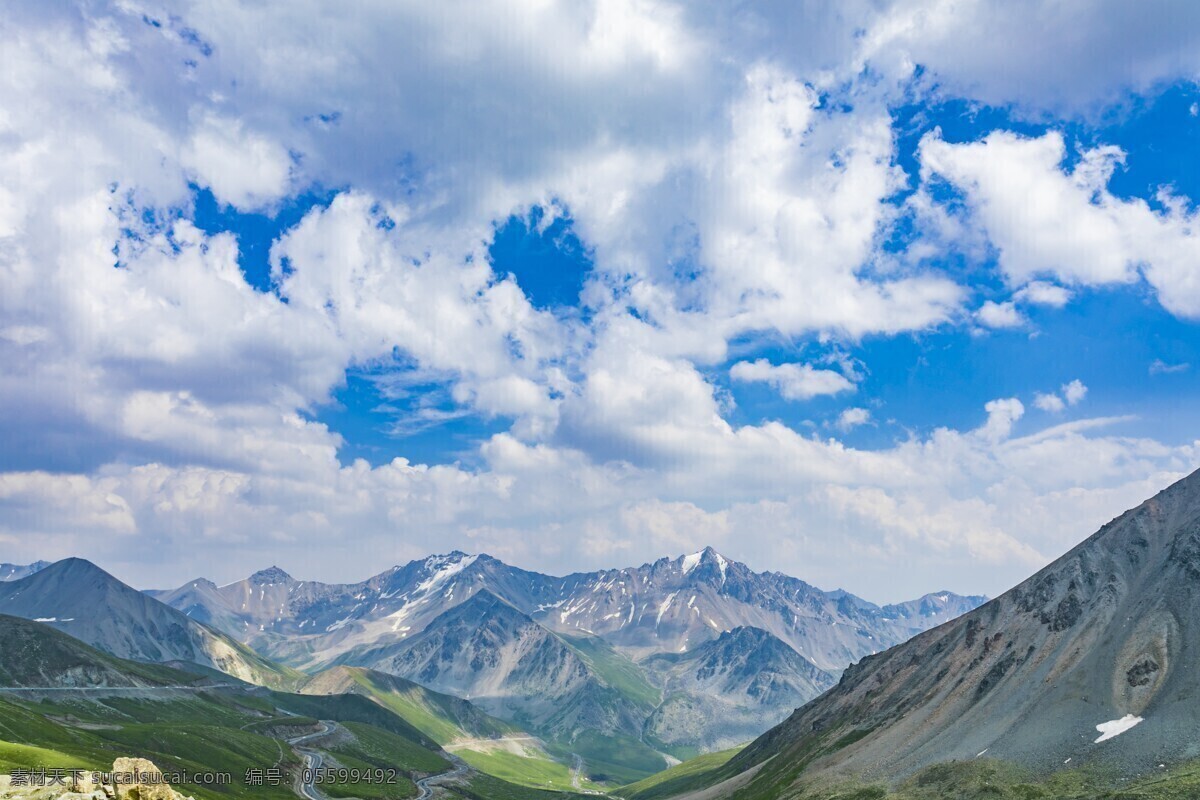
[642,626,837,752]
[345,590,653,741]
[729,468,1200,790]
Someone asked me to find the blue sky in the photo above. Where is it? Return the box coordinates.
[3,1,1200,600]
[231,87,1200,466]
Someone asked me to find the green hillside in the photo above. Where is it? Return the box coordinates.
[617,745,745,800]
[0,616,601,799]
[300,665,518,745]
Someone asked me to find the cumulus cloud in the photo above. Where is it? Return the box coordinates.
[922,130,1200,319]
[858,0,1200,114]
[980,398,1025,441]
[976,300,1023,328]
[1062,379,1088,405]
[0,1,1198,600]
[730,359,855,401]
[1015,281,1073,308]
[835,407,871,431]
[181,113,293,210]
[1034,393,1066,413]
[1033,380,1087,413]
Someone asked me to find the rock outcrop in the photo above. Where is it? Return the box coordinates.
[0,758,194,800]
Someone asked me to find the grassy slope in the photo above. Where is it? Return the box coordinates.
[627,755,1200,800]
[304,666,612,791]
[0,694,298,800]
[552,634,672,784]
[0,686,601,800]
[453,744,601,793]
[546,729,667,786]
[0,688,452,800]
[316,720,453,799]
[445,772,591,800]
[617,746,745,800]
[321,667,518,745]
[559,634,662,710]
[755,758,1200,800]
[269,690,439,748]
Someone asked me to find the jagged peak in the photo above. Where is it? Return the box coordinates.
[248,566,293,584]
[716,625,772,642]
[679,546,731,579]
[185,577,218,590]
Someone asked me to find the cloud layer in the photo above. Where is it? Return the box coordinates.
[1,1,1198,599]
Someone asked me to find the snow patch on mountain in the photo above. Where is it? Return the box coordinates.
[1095,714,1143,743]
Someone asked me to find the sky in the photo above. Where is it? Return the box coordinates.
[2,1,1200,601]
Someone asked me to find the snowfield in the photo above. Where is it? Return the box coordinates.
[1094,714,1144,743]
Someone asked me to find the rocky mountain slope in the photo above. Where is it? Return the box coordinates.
[709,467,1200,797]
[641,626,836,753]
[345,589,656,742]
[0,561,48,581]
[0,558,298,689]
[0,614,194,689]
[539,549,984,670]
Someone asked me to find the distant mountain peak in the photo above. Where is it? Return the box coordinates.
[40,557,112,580]
[418,551,478,571]
[249,566,293,584]
[0,560,50,582]
[680,546,728,572]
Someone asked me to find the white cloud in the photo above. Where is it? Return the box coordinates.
[730,359,855,401]
[181,113,292,210]
[1062,379,1088,405]
[922,130,1200,319]
[0,2,1197,601]
[858,0,1200,114]
[1034,393,1066,413]
[980,398,1025,442]
[1032,379,1086,413]
[835,407,871,431]
[1150,359,1189,375]
[1015,281,1073,308]
[976,300,1024,328]
[4,397,1193,600]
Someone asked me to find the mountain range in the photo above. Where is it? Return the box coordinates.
[150,547,981,676]
[636,467,1200,799]
[0,560,48,581]
[144,546,982,766]
[0,545,982,786]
